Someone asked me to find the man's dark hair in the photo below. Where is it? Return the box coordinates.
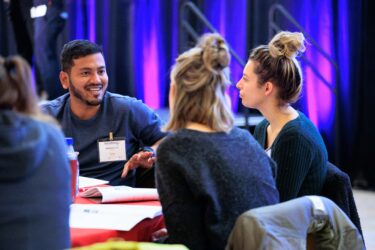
[60,39,103,72]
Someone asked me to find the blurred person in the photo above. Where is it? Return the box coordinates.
[41,40,167,187]
[6,0,67,99]
[155,33,279,250]
[0,55,70,249]
[6,0,33,65]
[33,0,67,99]
[236,31,328,202]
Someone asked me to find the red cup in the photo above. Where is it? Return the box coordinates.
[70,158,79,202]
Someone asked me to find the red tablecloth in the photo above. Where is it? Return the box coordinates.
[71,194,164,247]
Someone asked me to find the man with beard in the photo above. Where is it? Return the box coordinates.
[41,40,167,187]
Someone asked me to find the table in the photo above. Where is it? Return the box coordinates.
[71,194,164,247]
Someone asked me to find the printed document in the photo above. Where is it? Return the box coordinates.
[79,176,109,189]
[70,204,162,231]
[80,186,159,203]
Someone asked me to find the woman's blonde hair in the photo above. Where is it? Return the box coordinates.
[0,55,57,123]
[165,33,234,132]
[249,31,306,104]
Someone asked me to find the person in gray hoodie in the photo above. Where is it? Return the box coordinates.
[0,55,71,249]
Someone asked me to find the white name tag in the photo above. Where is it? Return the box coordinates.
[98,139,126,163]
[30,5,47,18]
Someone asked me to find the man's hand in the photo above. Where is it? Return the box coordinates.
[152,228,168,242]
[121,151,155,178]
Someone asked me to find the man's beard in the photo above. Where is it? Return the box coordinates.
[69,76,105,106]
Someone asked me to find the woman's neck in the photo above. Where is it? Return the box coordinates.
[261,104,298,129]
[185,122,216,132]
[259,104,299,148]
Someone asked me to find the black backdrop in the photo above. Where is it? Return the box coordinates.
[353,0,375,188]
[1,0,374,188]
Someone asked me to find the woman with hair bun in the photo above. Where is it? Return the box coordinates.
[236,31,328,202]
[155,33,279,250]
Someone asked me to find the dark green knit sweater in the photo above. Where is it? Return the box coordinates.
[253,111,328,202]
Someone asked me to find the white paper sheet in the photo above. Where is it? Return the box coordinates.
[80,186,159,203]
[79,176,109,189]
[70,204,162,231]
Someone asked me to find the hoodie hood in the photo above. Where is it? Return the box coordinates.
[0,110,49,181]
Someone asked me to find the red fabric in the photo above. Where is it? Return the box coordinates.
[71,193,164,247]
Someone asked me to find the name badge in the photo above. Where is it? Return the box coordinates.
[98,135,126,162]
[30,5,47,18]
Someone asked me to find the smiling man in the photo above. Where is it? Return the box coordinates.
[41,40,166,186]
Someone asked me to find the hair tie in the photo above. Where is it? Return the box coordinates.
[4,58,16,76]
[4,58,16,74]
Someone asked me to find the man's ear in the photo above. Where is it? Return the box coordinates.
[264,81,274,96]
[59,71,69,90]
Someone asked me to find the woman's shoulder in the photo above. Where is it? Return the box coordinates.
[1,111,62,137]
[256,118,269,129]
[32,118,68,153]
[0,111,68,182]
[231,127,261,145]
[254,118,269,134]
[276,111,326,149]
[281,112,320,136]
[230,126,251,137]
[157,130,193,153]
[158,128,248,155]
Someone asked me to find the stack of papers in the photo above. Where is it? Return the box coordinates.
[70,204,162,231]
[73,178,162,231]
[79,176,109,189]
[80,186,159,203]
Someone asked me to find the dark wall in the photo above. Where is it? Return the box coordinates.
[1,0,374,187]
[354,0,375,188]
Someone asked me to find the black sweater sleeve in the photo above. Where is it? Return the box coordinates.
[155,142,208,250]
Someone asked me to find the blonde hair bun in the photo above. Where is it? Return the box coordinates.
[197,33,230,73]
[268,31,306,59]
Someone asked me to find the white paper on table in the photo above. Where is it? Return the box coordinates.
[79,176,109,189]
[70,204,162,231]
[79,186,159,203]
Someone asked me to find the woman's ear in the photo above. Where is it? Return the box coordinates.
[264,81,274,96]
